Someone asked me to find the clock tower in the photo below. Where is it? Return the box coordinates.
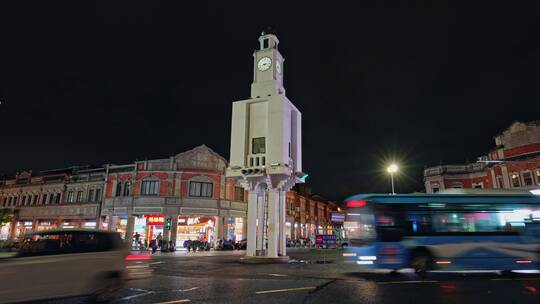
[227,32,303,261]
[251,32,285,98]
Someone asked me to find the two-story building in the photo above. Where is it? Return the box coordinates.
[425,121,540,193]
[101,145,248,248]
[0,166,105,240]
[285,190,339,241]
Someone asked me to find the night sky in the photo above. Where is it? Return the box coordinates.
[1,2,540,200]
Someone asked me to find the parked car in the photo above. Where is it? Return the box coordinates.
[0,229,130,303]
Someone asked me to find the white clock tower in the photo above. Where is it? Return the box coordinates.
[227,32,303,261]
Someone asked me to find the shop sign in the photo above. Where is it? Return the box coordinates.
[40,221,51,226]
[145,214,164,225]
[331,212,345,223]
[187,217,201,225]
[23,221,33,227]
[84,221,96,228]
[316,234,337,246]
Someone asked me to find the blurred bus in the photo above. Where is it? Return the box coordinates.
[343,193,540,274]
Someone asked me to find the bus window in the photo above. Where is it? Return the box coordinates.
[376,226,404,242]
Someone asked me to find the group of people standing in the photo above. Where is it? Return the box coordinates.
[133,232,174,253]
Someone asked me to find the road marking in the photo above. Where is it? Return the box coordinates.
[172,287,200,292]
[491,278,540,281]
[127,287,152,292]
[256,286,317,295]
[376,280,439,285]
[153,299,191,304]
[120,291,154,300]
[267,273,288,277]
[150,261,165,265]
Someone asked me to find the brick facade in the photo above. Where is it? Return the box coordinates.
[425,121,540,193]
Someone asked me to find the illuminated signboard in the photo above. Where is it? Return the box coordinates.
[145,214,164,226]
[84,221,96,228]
[331,212,345,223]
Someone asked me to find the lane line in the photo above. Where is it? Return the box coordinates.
[150,261,165,265]
[172,287,200,292]
[491,277,540,281]
[127,287,152,292]
[256,286,317,295]
[267,273,288,277]
[153,299,191,304]
[120,291,154,300]
[376,280,439,285]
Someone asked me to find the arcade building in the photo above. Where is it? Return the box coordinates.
[1,145,340,247]
[101,145,248,249]
[425,121,540,193]
[0,166,106,240]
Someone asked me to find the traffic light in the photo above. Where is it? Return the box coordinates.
[165,217,171,230]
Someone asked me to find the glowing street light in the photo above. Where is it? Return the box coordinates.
[387,164,398,195]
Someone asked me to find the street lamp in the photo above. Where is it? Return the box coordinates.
[387,164,398,195]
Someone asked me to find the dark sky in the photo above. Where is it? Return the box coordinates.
[1,2,540,200]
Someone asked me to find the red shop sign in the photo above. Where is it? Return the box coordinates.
[144,214,164,226]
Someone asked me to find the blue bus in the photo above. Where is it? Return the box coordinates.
[343,193,540,274]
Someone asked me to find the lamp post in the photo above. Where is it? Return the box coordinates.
[387,164,398,195]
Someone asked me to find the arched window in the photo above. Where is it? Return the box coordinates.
[511,173,521,188]
[123,182,131,196]
[116,181,123,197]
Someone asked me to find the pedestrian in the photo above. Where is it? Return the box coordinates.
[150,239,157,254]
[186,239,192,252]
[157,232,163,249]
[133,232,141,250]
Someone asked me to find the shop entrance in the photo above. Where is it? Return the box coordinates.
[176,216,216,249]
[226,217,244,241]
[133,214,164,247]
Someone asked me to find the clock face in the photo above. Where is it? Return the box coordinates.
[276,61,282,74]
[257,57,272,71]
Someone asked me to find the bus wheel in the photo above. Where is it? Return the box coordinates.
[411,251,432,276]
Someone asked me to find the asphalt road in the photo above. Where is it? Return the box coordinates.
[45,249,540,304]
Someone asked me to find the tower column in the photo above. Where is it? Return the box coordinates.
[256,191,266,253]
[266,189,279,258]
[246,191,258,257]
[278,190,287,256]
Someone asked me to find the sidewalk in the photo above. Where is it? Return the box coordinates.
[134,248,247,257]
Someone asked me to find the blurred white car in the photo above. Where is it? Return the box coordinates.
[0,229,133,303]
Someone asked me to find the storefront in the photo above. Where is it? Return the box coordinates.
[285,222,292,239]
[136,214,164,246]
[62,220,79,229]
[0,225,10,240]
[176,215,216,248]
[110,215,128,239]
[226,217,244,241]
[16,221,33,237]
[36,220,58,231]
